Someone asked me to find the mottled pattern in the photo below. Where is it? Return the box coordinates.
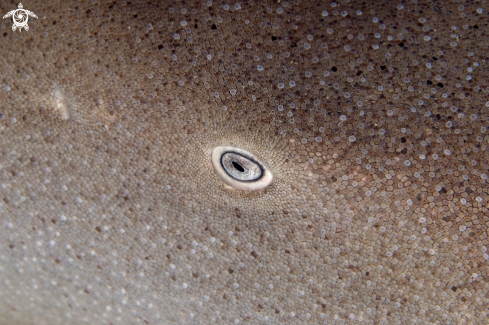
[1,0,488,324]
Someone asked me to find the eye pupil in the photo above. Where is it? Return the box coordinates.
[232,161,245,172]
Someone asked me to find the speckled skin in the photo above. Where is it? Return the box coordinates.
[0,1,488,324]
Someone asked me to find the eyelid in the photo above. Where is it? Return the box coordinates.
[211,146,273,191]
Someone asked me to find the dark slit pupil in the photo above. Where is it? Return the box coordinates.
[232,161,245,172]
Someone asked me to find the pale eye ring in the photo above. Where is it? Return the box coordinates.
[211,146,273,191]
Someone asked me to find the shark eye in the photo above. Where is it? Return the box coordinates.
[211,146,273,191]
[221,152,261,181]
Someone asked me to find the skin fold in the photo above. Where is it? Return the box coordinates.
[0,0,488,324]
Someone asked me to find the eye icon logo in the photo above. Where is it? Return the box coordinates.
[3,3,38,32]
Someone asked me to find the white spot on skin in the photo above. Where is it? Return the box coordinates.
[46,89,70,120]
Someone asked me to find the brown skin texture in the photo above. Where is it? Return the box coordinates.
[1,1,488,324]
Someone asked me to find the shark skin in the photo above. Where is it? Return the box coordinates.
[0,1,488,324]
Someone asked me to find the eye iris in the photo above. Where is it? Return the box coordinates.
[232,161,245,172]
[211,146,273,190]
[221,152,262,181]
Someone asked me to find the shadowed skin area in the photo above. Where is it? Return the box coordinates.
[1,0,488,324]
